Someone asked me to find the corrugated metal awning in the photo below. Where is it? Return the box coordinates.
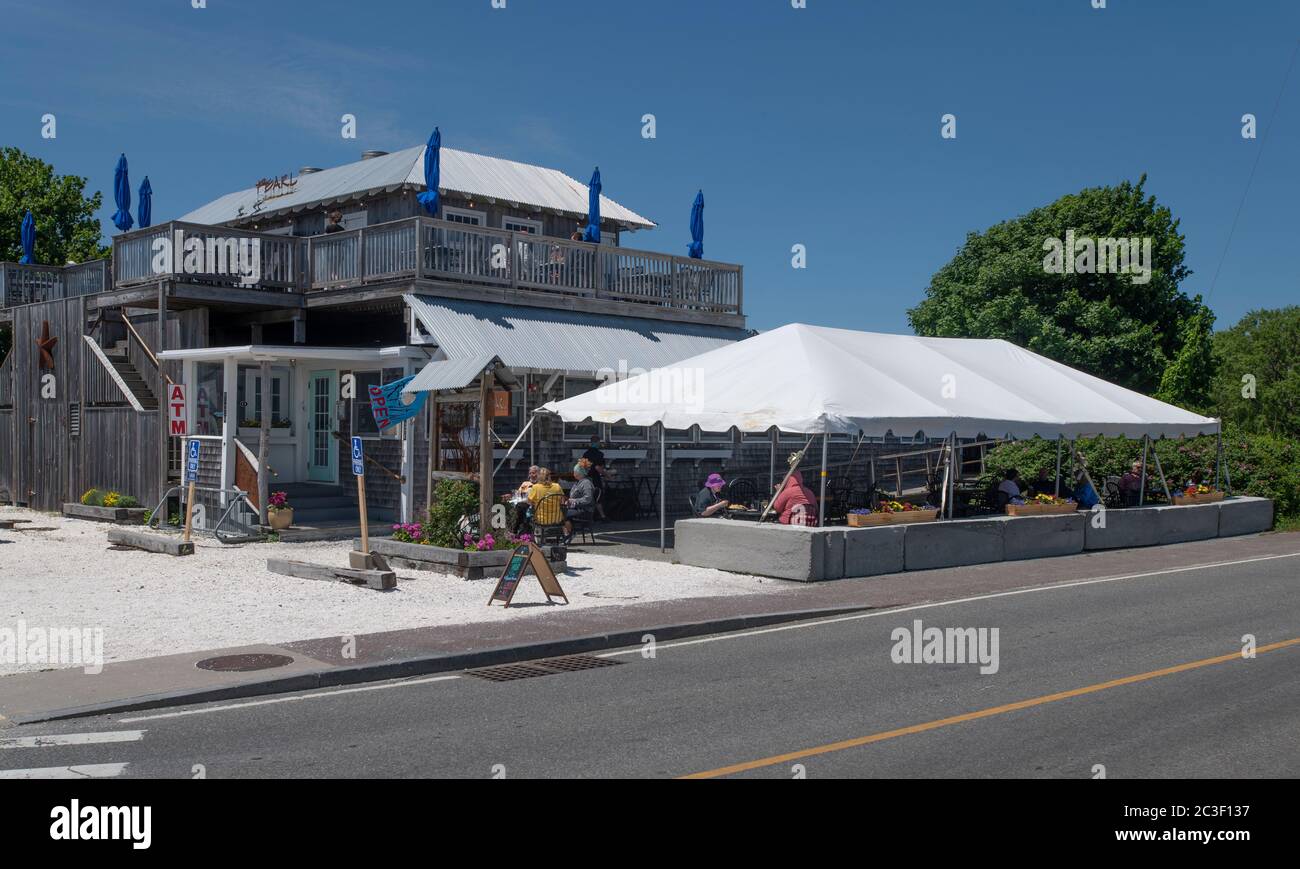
[404,295,750,393]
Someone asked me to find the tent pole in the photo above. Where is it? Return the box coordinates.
[1053,436,1062,498]
[818,434,828,527]
[659,423,666,553]
[1150,439,1173,503]
[1214,430,1224,490]
[769,428,776,494]
[1138,435,1149,507]
[938,434,952,519]
[948,432,958,518]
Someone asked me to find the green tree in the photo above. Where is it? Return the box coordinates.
[908,176,1213,400]
[0,147,108,265]
[1209,307,1300,439]
[1156,308,1217,412]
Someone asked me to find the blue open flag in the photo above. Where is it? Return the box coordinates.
[369,375,429,431]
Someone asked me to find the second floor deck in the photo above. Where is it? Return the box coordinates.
[103,216,743,318]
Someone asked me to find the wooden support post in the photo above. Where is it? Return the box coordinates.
[256,359,271,525]
[357,473,369,553]
[478,370,493,536]
[183,477,196,543]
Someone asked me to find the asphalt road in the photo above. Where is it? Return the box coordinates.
[3,551,1297,779]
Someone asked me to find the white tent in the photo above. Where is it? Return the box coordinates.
[539,323,1219,440]
[538,324,1219,547]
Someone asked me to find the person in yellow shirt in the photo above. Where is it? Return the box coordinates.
[526,467,564,527]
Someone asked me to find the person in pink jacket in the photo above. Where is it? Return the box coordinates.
[771,470,818,526]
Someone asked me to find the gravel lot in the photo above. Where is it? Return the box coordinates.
[0,507,789,674]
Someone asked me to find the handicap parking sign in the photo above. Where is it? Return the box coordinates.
[351,436,365,477]
[186,438,200,483]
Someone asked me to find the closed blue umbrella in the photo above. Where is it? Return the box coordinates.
[19,210,35,264]
[138,176,152,229]
[416,127,441,216]
[112,153,133,232]
[687,190,704,259]
[583,167,601,244]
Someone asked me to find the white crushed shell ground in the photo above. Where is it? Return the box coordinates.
[0,506,790,675]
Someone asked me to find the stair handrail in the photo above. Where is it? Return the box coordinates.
[330,430,406,483]
[122,314,173,386]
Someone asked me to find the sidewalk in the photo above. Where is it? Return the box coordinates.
[3,531,1295,725]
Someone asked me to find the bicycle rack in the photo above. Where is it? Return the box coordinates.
[147,485,263,544]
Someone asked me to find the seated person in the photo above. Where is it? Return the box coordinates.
[693,473,731,518]
[526,467,564,527]
[1073,472,1100,509]
[563,464,597,542]
[771,470,817,526]
[1027,466,1066,498]
[996,468,1022,507]
[1119,460,1144,505]
[507,466,540,531]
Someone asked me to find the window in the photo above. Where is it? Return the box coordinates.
[194,362,225,436]
[502,216,543,235]
[351,368,405,438]
[609,422,648,443]
[562,377,601,442]
[443,207,485,226]
[236,366,292,430]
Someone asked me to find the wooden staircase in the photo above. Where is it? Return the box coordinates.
[101,340,159,410]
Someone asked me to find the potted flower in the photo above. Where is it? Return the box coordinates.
[267,491,293,530]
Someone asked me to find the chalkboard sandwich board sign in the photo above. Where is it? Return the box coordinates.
[488,543,569,607]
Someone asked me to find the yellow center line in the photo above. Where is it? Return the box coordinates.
[680,636,1300,779]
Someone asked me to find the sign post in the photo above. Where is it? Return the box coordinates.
[352,436,368,555]
[183,438,200,543]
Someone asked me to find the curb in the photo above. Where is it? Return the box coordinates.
[9,604,876,725]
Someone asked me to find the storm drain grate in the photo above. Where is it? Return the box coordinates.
[196,653,295,672]
[465,655,622,682]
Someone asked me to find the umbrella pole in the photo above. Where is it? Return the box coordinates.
[1139,435,1149,506]
[818,434,828,527]
[659,423,666,553]
[1053,436,1063,498]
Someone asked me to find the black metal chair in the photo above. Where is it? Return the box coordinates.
[726,478,759,510]
[1103,477,1125,509]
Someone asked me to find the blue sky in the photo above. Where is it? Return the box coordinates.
[2,0,1296,334]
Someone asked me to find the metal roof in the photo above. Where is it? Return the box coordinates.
[403,294,751,393]
[179,144,656,229]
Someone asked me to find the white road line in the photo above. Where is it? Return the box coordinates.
[1,730,145,749]
[119,674,462,723]
[597,551,1300,657]
[0,763,129,779]
[119,550,1299,722]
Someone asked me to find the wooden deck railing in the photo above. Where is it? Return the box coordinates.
[112,221,303,291]
[108,216,744,315]
[1,260,110,308]
[304,217,742,314]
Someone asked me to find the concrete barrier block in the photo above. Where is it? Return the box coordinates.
[1083,505,1162,550]
[675,519,845,582]
[843,525,906,577]
[904,518,1004,571]
[1218,496,1275,537]
[1154,503,1220,544]
[1003,513,1085,561]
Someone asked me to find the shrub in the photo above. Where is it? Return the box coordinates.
[980,427,1300,522]
[102,491,121,508]
[424,480,480,548]
[80,488,106,506]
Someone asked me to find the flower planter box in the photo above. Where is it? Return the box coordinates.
[1005,502,1078,516]
[1171,491,1225,506]
[847,509,940,527]
[361,537,567,580]
[62,503,149,525]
